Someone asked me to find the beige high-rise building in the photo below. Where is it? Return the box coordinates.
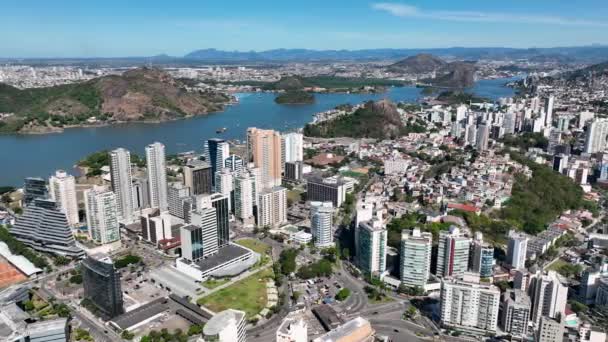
[257,186,287,227]
[247,127,282,189]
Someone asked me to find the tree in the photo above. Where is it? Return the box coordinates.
[114,254,142,269]
[279,249,298,275]
[24,300,35,311]
[404,306,418,319]
[555,263,583,278]
[53,255,70,266]
[54,303,71,317]
[121,330,135,340]
[321,247,337,263]
[341,248,351,260]
[297,259,333,279]
[1,193,11,204]
[335,288,351,301]
[69,274,83,284]
[496,281,511,292]
[187,324,203,336]
[568,300,588,314]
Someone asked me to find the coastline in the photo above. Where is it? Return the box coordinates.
[2,76,518,136]
[2,101,236,136]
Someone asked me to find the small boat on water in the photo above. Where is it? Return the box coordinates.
[216,127,227,134]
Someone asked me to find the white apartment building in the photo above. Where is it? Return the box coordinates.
[257,186,287,227]
[507,230,528,270]
[146,142,169,211]
[203,309,247,342]
[400,228,433,288]
[84,185,120,245]
[49,170,79,226]
[110,148,135,223]
[440,279,501,332]
[584,119,608,154]
[282,132,304,163]
[437,227,471,278]
[276,316,308,342]
[530,271,568,325]
[234,172,255,222]
[356,219,387,276]
[310,201,334,248]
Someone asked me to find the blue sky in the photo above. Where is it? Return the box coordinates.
[2,0,608,57]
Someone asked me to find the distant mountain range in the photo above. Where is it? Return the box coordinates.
[4,45,608,66]
[184,46,608,63]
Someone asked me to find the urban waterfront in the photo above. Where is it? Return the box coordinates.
[0,78,516,186]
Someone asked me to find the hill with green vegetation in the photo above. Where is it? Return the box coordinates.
[427,62,476,88]
[304,99,423,139]
[566,60,608,80]
[274,90,315,104]
[263,75,405,92]
[387,53,447,73]
[499,152,589,234]
[0,67,230,133]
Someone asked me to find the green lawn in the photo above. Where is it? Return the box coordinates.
[341,170,366,178]
[235,238,271,255]
[202,278,230,289]
[197,268,274,318]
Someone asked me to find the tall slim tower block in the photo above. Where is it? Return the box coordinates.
[146,142,168,211]
[110,148,135,223]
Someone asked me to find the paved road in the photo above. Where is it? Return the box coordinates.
[36,285,121,342]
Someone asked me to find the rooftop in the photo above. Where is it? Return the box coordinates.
[111,297,169,330]
[194,244,251,273]
[27,317,68,336]
[0,242,42,276]
[203,309,245,336]
[150,266,201,299]
[313,316,374,342]
[312,305,342,332]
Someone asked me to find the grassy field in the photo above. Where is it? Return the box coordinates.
[546,258,568,271]
[235,238,271,255]
[202,278,230,289]
[341,170,366,178]
[197,268,274,318]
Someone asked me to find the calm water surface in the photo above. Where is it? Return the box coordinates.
[0,78,517,186]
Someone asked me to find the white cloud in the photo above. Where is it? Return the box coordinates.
[371,3,418,17]
[372,2,608,28]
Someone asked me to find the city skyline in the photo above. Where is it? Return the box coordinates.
[1,0,608,58]
[2,3,608,340]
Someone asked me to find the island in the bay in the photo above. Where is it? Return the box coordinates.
[274,90,315,104]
